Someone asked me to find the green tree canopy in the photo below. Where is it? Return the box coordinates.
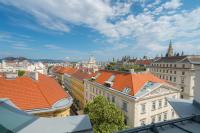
[84,96,126,133]
[18,70,25,77]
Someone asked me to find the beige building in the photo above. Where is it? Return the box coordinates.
[84,70,180,127]
[149,44,200,99]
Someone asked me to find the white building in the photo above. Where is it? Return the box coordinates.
[27,62,47,74]
[84,70,180,127]
[75,56,98,73]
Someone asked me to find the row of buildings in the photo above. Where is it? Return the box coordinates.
[51,41,200,128]
[0,58,47,74]
[52,65,180,127]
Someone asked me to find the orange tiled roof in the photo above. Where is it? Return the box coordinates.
[0,74,69,110]
[56,67,77,74]
[95,70,165,96]
[135,60,151,65]
[71,70,96,81]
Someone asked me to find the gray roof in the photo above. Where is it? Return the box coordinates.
[117,115,200,133]
[0,99,93,133]
[168,98,200,117]
[154,55,200,64]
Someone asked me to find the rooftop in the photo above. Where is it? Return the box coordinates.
[117,114,200,133]
[0,73,71,112]
[92,70,165,96]
[154,55,200,64]
[0,99,93,133]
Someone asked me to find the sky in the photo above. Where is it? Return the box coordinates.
[0,0,200,61]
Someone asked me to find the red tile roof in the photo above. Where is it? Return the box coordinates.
[95,70,165,96]
[71,70,96,81]
[135,60,151,65]
[0,74,69,111]
[55,67,77,74]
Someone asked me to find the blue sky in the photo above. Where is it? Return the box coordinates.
[0,0,200,61]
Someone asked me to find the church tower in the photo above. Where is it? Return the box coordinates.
[166,40,173,57]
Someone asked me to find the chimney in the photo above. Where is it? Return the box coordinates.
[29,72,39,80]
[129,69,135,74]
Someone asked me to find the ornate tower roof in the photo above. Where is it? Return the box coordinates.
[166,40,173,57]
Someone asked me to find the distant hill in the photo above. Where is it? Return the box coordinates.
[1,57,65,63]
[3,57,28,61]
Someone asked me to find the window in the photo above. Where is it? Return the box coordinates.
[166,70,169,73]
[107,93,110,101]
[181,86,184,92]
[158,114,162,122]
[182,64,185,68]
[173,77,176,82]
[172,109,175,118]
[158,100,162,108]
[181,95,184,99]
[140,119,146,126]
[170,76,172,81]
[124,115,128,125]
[122,101,128,112]
[164,98,168,107]
[181,77,184,83]
[174,64,176,67]
[112,96,115,103]
[167,64,168,67]
[174,71,176,74]
[151,116,156,123]
[152,101,156,110]
[182,71,185,75]
[163,70,165,73]
[170,70,172,73]
[141,104,146,114]
[163,112,168,121]
[170,64,172,67]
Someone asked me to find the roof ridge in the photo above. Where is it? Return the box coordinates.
[130,74,135,95]
[33,77,52,108]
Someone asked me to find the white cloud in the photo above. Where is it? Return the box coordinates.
[44,44,62,50]
[1,0,200,58]
[11,43,32,50]
[163,0,182,10]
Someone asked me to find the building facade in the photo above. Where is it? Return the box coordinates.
[63,69,96,112]
[84,70,180,127]
[149,44,200,99]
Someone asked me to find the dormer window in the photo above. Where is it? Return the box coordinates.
[122,88,131,95]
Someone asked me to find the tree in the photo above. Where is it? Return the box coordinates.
[84,96,126,133]
[18,70,25,77]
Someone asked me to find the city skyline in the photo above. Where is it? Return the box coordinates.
[0,0,200,61]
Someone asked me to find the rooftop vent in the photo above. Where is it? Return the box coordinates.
[29,72,39,80]
[122,88,131,95]
[104,81,113,87]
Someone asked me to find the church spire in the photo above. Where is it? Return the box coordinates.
[166,40,173,57]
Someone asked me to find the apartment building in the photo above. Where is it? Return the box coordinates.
[149,44,200,99]
[0,72,72,117]
[63,69,96,110]
[84,70,180,127]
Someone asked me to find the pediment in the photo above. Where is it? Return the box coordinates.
[139,85,178,99]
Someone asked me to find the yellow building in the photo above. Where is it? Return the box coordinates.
[64,69,96,111]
